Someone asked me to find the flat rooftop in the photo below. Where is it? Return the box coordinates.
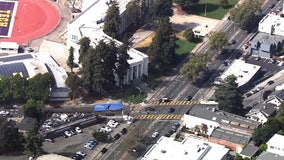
[211,128,251,145]
[142,136,229,160]
[220,59,261,87]
[186,105,261,134]
[251,32,284,48]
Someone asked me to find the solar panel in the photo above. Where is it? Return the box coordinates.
[0,62,29,77]
[0,54,33,62]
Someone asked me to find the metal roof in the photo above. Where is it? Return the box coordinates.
[0,62,29,77]
[211,128,251,145]
[0,54,33,62]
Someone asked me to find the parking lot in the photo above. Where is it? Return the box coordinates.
[42,118,130,160]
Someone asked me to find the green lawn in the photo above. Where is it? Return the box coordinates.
[188,0,239,20]
[121,86,147,103]
[175,39,197,55]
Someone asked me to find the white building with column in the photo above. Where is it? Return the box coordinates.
[66,0,150,84]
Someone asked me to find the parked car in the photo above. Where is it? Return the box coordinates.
[145,107,156,112]
[121,128,127,134]
[44,138,54,143]
[100,126,112,133]
[101,147,108,154]
[84,143,95,150]
[114,133,121,140]
[107,120,119,128]
[70,129,77,135]
[61,133,68,138]
[172,122,180,132]
[151,132,159,138]
[168,107,175,113]
[88,139,98,146]
[267,80,274,85]
[64,131,72,137]
[76,151,86,157]
[75,127,82,133]
[72,154,84,160]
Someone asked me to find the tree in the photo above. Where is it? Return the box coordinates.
[209,31,228,51]
[183,28,195,42]
[103,1,121,39]
[174,0,199,10]
[0,76,12,103]
[23,99,45,121]
[126,0,142,28]
[214,75,244,115]
[150,0,173,22]
[147,17,176,71]
[0,118,24,153]
[230,0,261,30]
[219,0,228,8]
[78,37,91,63]
[115,43,130,88]
[67,46,75,73]
[93,131,108,142]
[65,74,83,100]
[180,54,209,80]
[10,74,27,103]
[24,125,43,158]
[26,73,52,102]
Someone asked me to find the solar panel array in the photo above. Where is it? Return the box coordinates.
[0,54,33,62]
[0,62,29,77]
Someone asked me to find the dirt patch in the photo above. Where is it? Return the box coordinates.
[133,33,155,48]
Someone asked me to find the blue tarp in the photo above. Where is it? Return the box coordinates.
[93,103,124,112]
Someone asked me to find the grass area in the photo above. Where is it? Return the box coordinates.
[175,39,197,55]
[121,86,147,103]
[188,0,239,20]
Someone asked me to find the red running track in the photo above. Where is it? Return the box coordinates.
[1,0,60,45]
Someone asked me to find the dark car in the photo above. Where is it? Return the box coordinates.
[61,133,68,138]
[164,132,171,137]
[101,147,108,154]
[186,95,192,101]
[114,133,121,140]
[267,80,274,85]
[121,128,127,134]
[72,154,84,160]
[168,107,175,113]
[145,107,155,112]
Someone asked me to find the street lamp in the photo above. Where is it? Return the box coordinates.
[204,0,208,16]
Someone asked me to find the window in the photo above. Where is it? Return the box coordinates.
[72,35,78,41]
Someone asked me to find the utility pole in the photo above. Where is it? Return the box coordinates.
[204,0,208,16]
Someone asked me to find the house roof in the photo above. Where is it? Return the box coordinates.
[210,128,251,145]
[257,151,284,160]
[246,103,276,117]
[268,90,284,101]
[185,105,261,133]
[240,144,259,158]
[266,134,284,149]
[250,32,284,48]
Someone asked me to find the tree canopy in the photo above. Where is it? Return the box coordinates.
[209,31,228,51]
[147,17,176,71]
[214,75,244,115]
[173,0,199,10]
[150,0,173,22]
[0,118,24,153]
[252,110,284,145]
[65,74,83,99]
[180,54,209,80]
[103,1,121,39]
[125,0,143,28]
[230,0,261,30]
[23,99,45,121]
[219,0,228,8]
[78,37,91,63]
[24,125,43,158]
[93,131,108,142]
[67,46,75,73]
[183,28,195,42]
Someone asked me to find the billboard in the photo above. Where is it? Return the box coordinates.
[0,0,17,37]
[94,103,124,112]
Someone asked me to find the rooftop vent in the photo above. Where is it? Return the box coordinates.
[161,150,166,153]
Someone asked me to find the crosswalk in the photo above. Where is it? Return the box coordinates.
[136,114,183,120]
[149,100,199,106]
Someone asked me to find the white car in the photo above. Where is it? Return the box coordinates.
[84,143,95,150]
[75,127,82,133]
[151,132,159,138]
[107,120,119,128]
[76,151,86,157]
[100,126,112,133]
[64,131,72,137]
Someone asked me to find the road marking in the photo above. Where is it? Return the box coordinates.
[148,101,199,106]
[136,114,183,120]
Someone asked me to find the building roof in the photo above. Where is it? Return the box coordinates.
[257,151,284,160]
[219,59,261,87]
[240,144,259,158]
[141,136,229,160]
[0,42,19,48]
[210,128,251,145]
[185,105,261,133]
[246,103,276,118]
[37,154,72,160]
[0,53,68,88]
[266,134,284,149]
[250,32,284,50]
[269,89,284,101]
[258,13,284,36]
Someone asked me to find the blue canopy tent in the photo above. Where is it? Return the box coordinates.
[93,103,124,112]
